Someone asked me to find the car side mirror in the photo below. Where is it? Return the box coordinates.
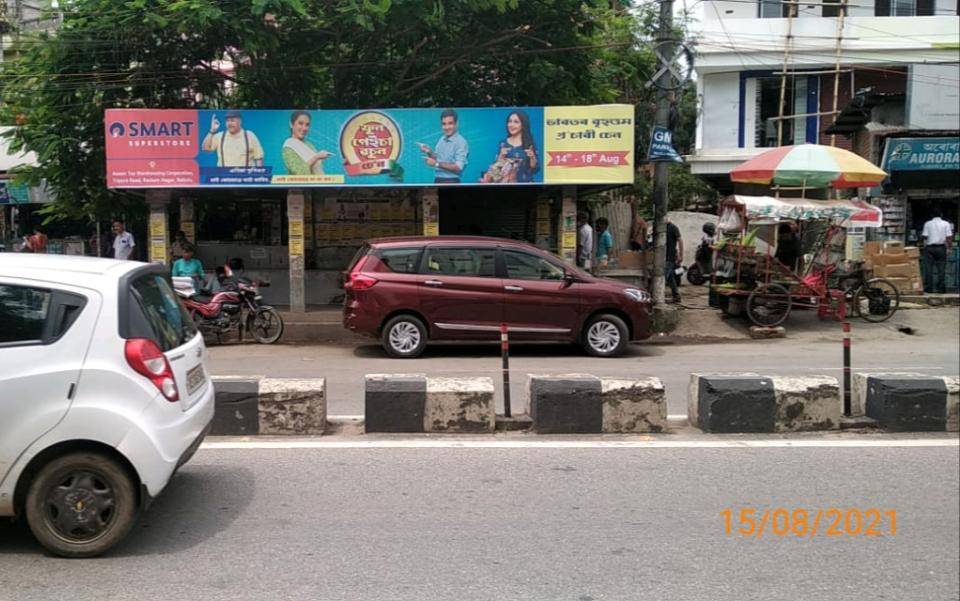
[562,273,577,287]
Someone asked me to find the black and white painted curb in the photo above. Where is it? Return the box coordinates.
[211,376,327,435]
[862,374,959,432]
[364,374,495,433]
[688,373,841,433]
[529,375,666,434]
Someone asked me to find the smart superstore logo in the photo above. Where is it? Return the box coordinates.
[108,118,195,149]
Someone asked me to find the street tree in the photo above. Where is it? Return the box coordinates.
[0,0,706,222]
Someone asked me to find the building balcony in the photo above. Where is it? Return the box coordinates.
[694,15,960,72]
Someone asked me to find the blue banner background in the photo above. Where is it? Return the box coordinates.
[195,107,545,185]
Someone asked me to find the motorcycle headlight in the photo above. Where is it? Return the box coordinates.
[624,288,651,303]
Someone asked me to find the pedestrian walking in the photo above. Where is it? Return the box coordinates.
[577,211,593,270]
[665,221,683,303]
[111,219,136,260]
[922,208,954,293]
[595,217,614,268]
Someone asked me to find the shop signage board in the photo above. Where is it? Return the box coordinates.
[882,137,960,172]
[104,105,634,189]
[647,126,683,163]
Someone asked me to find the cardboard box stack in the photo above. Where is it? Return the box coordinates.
[863,241,923,293]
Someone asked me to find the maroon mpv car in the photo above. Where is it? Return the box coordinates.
[342,236,653,358]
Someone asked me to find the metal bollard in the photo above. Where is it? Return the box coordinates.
[843,321,851,416]
[501,323,512,418]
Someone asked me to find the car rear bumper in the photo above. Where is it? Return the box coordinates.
[118,378,215,498]
[343,298,383,337]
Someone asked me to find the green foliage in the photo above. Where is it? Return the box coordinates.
[1,0,707,222]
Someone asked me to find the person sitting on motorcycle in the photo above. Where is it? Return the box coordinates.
[172,243,206,292]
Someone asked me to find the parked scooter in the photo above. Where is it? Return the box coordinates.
[686,222,716,286]
[173,258,284,344]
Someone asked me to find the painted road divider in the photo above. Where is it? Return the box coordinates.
[365,374,495,433]
[529,374,666,434]
[211,376,326,435]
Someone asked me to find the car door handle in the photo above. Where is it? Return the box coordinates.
[504,285,524,292]
[424,280,444,287]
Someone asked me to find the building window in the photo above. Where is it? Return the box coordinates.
[759,0,788,18]
[875,0,935,15]
[753,76,812,148]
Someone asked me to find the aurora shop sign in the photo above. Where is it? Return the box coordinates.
[882,137,960,172]
[104,105,635,189]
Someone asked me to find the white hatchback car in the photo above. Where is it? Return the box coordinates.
[0,254,214,557]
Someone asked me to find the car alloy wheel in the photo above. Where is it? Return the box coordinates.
[587,321,621,354]
[389,322,422,354]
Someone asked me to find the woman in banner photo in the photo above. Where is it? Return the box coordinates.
[282,111,333,175]
[481,110,540,183]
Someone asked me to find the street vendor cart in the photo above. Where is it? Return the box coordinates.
[710,195,897,326]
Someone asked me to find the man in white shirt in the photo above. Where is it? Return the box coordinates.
[577,211,593,270]
[921,208,954,294]
[202,110,265,168]
[112,219,136,260]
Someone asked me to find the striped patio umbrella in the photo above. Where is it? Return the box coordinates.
[730,144,887,189]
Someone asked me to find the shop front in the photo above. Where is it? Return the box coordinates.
[875,135,960,291]
[105,105,636,309]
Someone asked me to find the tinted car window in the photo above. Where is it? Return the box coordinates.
[424,247,497,277]
[503,250,565,281]
[0,284,52,344]
[376,248,422,274]
[129,274,197,351]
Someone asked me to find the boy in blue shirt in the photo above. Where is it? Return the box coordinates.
[172,244,205,291]
[596,218,614,268]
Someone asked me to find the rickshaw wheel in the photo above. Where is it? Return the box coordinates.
[746,283,792,327]
[853,277,901,323]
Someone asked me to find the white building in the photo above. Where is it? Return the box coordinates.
[688,0,960,192]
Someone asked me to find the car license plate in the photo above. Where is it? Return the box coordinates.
[186,364,206,396]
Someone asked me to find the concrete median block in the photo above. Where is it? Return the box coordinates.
[211,376,261,435]
[530,375,603,433]
[425,377,495,433]
[770,376,840,432]
[696,375,776,433]
[600,378,667,433]
[851,372,923,417]
[944,376,959,432]
[365,374,427,433]
[866,376,948,432]
[530,374,666,433]
[258,378,326,435]
[688,373,761,428]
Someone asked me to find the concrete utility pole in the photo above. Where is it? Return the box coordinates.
[651,0,675,305]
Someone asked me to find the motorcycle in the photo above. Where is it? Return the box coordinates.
[173,263,284,344]
[686,237,715,286]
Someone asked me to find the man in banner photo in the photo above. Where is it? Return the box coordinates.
[282,111,333,176]
[202,110,265,167]
[419,109,469,184]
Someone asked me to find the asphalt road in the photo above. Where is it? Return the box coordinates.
[206,307,960,416]
[2,439,958,601]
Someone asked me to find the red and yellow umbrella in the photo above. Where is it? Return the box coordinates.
[730,144,887,189]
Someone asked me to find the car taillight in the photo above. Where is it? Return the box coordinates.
[344,256,378,291]
[124,338,179,402]
[347,274,379,291]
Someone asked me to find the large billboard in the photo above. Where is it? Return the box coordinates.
[104,105,634,189]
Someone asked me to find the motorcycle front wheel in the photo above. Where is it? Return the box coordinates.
[686,264,706,285]
[246,307,284,344]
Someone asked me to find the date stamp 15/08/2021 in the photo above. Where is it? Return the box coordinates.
[721,508,898,539]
